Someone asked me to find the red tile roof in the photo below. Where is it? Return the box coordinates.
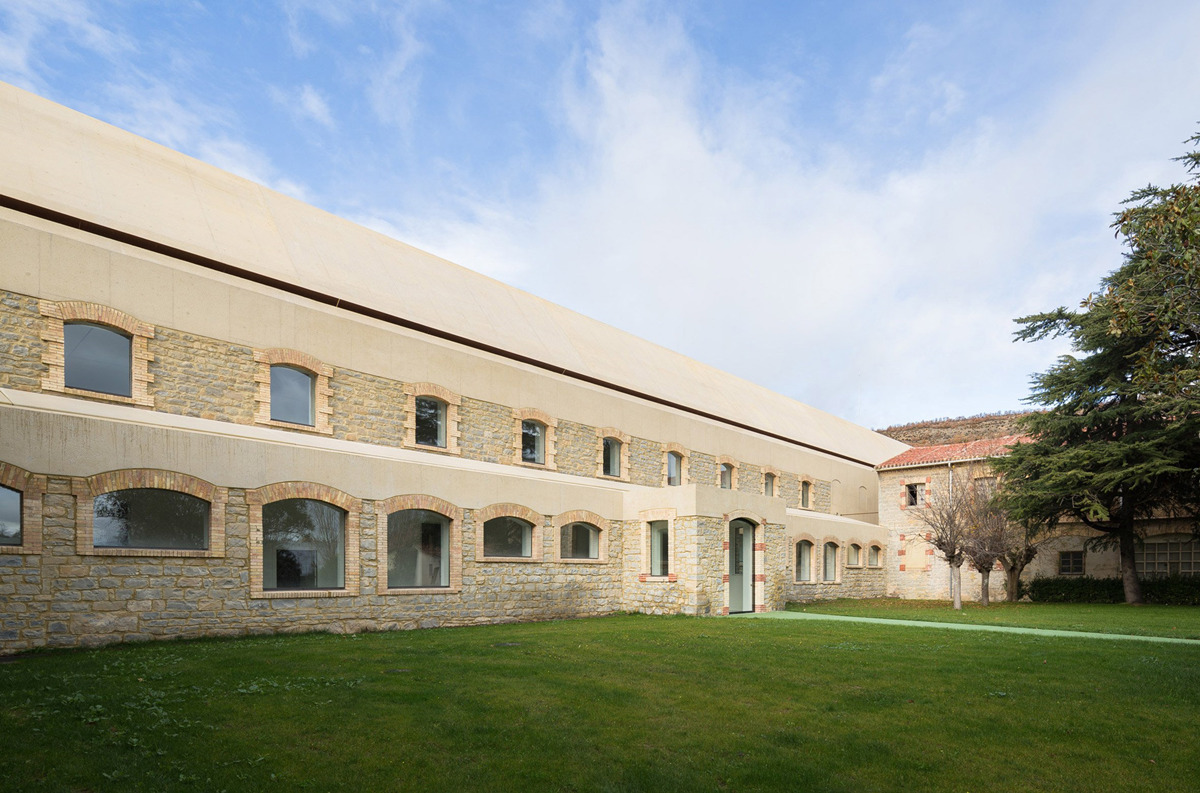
[876,434,1030,470]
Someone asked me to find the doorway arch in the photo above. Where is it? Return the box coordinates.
[727,517,758,614]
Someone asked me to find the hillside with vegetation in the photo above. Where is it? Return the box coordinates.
[877,411,1031,446]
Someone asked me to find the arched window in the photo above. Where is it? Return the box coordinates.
[801,480,811,509]
[522,419,546,464]
[270,364,315,425]
[720,463,734,490]
[483,516,533,558]
[848,543,861,566]
[868,544,882,567]
[64,322,132,397]
[666,451,684,486]
[823,542,838,582]
[603,437,622,477]
[387,509,450,588]
[93,488,210,550]
[414,397,448,447]
[796,540,813,582]
[560,522,600,560]
[262,499,346,590]
[0,484,21,546]
[764,472,776,497]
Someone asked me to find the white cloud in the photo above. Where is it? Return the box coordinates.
[391,1,1200,428]
[365,7,428,130]
[270,83,335,129]
[0,0,129,89]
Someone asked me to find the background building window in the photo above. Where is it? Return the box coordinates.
[270,365,315,425]
[1136,539,1198,577]
[262,499,346,590]
[0,485,21,546]
[1058,550,1084,575]
[906,483,925,506]
[387,509,449,588]
[522,420,546,464]
[719,464,733,490]
[823,542,838,581]
[649,520,670,576]
[64,322,132,397]
[483,516,532,558]
[667,452,683,486]
[603,437,622,477]
[415,397,447,447]
[848,543,861,566]
[561,522,600,560]
[93,488,209,550]
[801,481,811,508]
[764,472,775,497]
[796,540,813,581]
[868,545,881,566]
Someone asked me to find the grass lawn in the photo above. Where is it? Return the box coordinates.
[2,614,1198,792]
[785,598,1200,639]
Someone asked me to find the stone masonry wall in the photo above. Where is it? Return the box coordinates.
[0,291,45,391]
[738,463,762,494]
[628,438,663,488]
[553,420,599,478]
[328,368,407,446]
[150,328,257,424]
[689,452,716,488]
[458,397,511,464]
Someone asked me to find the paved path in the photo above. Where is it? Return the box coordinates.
[740,610,1200,645]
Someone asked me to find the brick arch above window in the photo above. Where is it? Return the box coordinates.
[0,461,45,556]
[663,443,689,487]
[716,456,739,490]
[376,494,464,594]
[552,509,611,563]
[72,468,227,558]
[760,466,781,497]
[40,300,155,406]
[475,502,545,562]
[246,481,362,598]
[513,407,558,469]
[253,348,333,434]
[596,428,631,481]
[402,382,461,455]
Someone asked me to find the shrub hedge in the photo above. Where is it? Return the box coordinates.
[1027,574,1200,605]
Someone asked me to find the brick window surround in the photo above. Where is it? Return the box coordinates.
[798,477,814,509]
[819,538,842,584]
[723,510,767,614]
[40,300,155,407]
[376,494,464,594]
[596,428,631,481]
[247,481,361,598]
[662,443,689,487]
[638,507,676,582]
[0,462,45,555]
[512,408,557,470]
[402,382,462,455]
[761,466,781,497]
[867,543,884,568]
[898,477,932,510]
[552,509,611,563]
[844,539,865,568]
[475,503,544,562]
[793,535,819,583]
[72,469,228,558]
[253,348,333,434]
[716,456,739,490]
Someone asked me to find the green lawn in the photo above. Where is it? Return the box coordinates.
[2,614,1198,792]
[785,598,1200,639]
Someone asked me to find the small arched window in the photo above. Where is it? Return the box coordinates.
[801,481,811,509]
[262,499,346,590]
[848,543,861,566]
[666,451,683,486]
[93,488,210,550]
[415,396,448,447]
[0,484,22,546]
[720,463,734,490]
[796,540,813,582]
[603,437,622,477]
[561,522,600,560]
[483,516,533,558]
[387,509,450,588]
[764,472,776,497]
[823,542,838,582]
[270,365,315,425]
[64,322,132,397]
[868,544,882,567]
[522,420,546,464]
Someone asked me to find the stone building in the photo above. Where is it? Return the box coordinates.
[0,82,907,653]
[876,435,1200,600]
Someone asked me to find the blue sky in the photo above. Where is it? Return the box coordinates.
[4,0,1200,429]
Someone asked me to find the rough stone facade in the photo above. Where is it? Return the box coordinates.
[0,291,44,391]
[151,328,257,424]
[328,368,407,446]
[458,397,512,464]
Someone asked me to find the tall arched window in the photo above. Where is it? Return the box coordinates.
[270,365,315,425]
[666,451,683,486]
[603,437,622,477]
[823,542,838,582]
[387,509,450,588]
[796,540,813,582]
[720,463,734,490]
[522,420,546,464]
[262,499,346,590]
[764,472,776,497]
[801,481,811,508]
[64,322,132,397]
